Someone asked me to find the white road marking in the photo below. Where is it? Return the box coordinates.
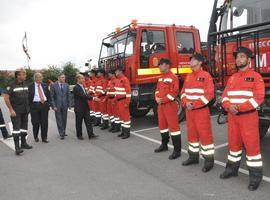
[215,142,228,149]
[57,110,270,183]
[132,129,270,183]
[133,126,159,133]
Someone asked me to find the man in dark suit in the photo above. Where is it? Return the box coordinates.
[28,72,51,143]
[50,73,70,140]
[73,74,99,140]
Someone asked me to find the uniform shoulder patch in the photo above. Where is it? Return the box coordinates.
[244,77,254,82]
[197,77,205,82]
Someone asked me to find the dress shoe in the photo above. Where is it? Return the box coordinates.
[21,143,33,149]
[88,134,99,139]
[42,140,49,143]
[3,134,12,139]
[77,136,84,140]
[35,138,39,142]
[60,136,64,140]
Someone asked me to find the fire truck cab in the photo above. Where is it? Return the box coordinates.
[99,21,202,119]
[207,0,270,138]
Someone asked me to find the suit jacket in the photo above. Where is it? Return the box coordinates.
[50,82,70,109]
[28,82,51,108]
[73,84,93,113]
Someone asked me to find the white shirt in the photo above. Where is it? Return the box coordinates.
[79,84,86,94]
[33,82,47,102]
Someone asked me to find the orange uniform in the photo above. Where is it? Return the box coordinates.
[95,75,108,125]
[221,68,264,171]
[87,77,96,119]
[181,68,215,161]
[115,74,131,138]
[155,70,181,159]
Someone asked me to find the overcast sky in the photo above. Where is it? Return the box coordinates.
[0,0,215,70]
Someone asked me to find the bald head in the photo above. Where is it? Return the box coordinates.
[34,72,43,84]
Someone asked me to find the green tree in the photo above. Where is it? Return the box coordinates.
[25,68,35,84]
[42,65,62,83]
[62,62,78,85]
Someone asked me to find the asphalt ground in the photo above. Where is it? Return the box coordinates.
[0,97,270,200]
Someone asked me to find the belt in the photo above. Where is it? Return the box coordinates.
[236,109,256,116]
[192,104,208,110]
[33,101,47,104]
[117,97,126,101]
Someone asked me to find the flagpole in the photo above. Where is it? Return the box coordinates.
[25,32,30,69]
[22,31,31,69]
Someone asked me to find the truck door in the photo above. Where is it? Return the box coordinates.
[138,29,169,76]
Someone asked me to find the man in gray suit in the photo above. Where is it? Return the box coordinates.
[50,73,70,140]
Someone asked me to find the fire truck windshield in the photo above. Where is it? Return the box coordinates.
[101,32,136,59]
[218,0,270,32]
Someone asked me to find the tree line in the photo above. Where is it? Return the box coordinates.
[0,62,79,92]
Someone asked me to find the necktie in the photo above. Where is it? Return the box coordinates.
[60,84,64,93]
[38,84,45,104]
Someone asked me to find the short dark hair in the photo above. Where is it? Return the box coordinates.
[159,58,171,65]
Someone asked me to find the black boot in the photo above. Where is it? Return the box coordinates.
[13,135,23,155]
[109,122,115,132]
[220,161,240,179]
[101,120,109,130]
[154,132,169,153]
[248,167,263,191]
[168,135,181,160]
[21,134,32,149]
[112,123,121,133]
[117,126,124,137]
[182,152,199,166]
[93,117,101,126]
[202,157,214,172]
[122,127,130,139]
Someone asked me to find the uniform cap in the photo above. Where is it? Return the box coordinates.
[233,46,253,58]
[190,52,204,62]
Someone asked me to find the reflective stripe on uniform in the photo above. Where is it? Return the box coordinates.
[163,78,172,83]
[0,124,6,128]
[228,91,253,97]
[13,87,28,92]
[185,88,204,94]
[160,129,169,133]
[249,98,259,108]
[221,97,230,103]
[188,142,200,152]
[166,94,175,101]
[170,131,181,136]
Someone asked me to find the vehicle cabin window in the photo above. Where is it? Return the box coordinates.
[176,32,195,54]
[140,30,166,68]
[140,30,166,55]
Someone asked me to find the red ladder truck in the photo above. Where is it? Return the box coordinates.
[207,0,270,138]
[98,20,205,120]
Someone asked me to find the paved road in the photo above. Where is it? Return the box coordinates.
[0,97,270,200]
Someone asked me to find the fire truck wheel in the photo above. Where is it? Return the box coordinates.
[130,107,150,118]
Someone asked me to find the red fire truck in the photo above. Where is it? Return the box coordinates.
[207,0,270,138]
[98,20,203,120]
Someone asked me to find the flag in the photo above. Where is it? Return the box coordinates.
[22,32,31,60]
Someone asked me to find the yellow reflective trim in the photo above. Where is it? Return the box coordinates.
[137,67,192,75]
[137,68,161,75]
